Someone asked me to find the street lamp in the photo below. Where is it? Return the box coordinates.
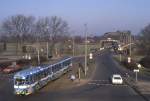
[129,33,132,56]
[72,36,75,56]
[133,69,139,82]
[84,24,88,76]
[137,64,142,69]
[118,45,122,62]
[45,25,50,60]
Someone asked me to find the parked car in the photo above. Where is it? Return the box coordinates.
[111,74,123,84]
[3,64,21,74]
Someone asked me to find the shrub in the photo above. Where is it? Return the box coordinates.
[140,56,150,68]
[122,59,138,70]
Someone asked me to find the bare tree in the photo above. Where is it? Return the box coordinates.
[49,16,69,55]
[139,24,150,55]
[35,16,69,56]
[2,14,35,54]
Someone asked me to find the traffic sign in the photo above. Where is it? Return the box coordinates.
[133,69,139,72]
[89,53,93,59]
[133,69,139,82]
[137,64,142,68]
[128,57,131,63]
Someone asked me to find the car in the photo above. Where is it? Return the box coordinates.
[111,74,123,84]
[3,64,21,74]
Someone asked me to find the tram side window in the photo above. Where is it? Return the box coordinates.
[59,64,62,69]
[52,66,54,73]
[44,69,47,77]
[26,76,30,84]
[28,76,32,84]
[34,73,38,82]
[52,63,62,73]
[63,60,69,67]
[60,63,63,69]
[47,68,50,75]
[31,75,34,83]
[48,68,51,74]
[67,60,71,66]
[63,62,66,67]
[37,72,41,80]
[53,65,57,72]
[55,65,58,72]
[41,71,44,78]
[57,64,61,71]
[39,71,43,79]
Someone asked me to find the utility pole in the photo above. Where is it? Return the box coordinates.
[36,36,40,65]
[129,33,132,57]
[72,36,75,56]
[47,42,49,59]
[84,24,88,76]
[46,26,49,60]
[37,49,40,65]
[78,68,81,82]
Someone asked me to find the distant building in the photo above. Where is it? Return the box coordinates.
[103,30,134,44]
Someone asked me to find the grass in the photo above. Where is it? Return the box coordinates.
[0,42,100,56]
[71,57,96,80]
[140,68,150,76]
[74,44,100,55]
[113,54,150,76]
[113,54,126,62]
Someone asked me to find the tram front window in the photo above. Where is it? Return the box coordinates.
[15,78,26,86]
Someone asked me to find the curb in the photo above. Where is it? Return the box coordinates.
[124,78,149,101]
[112,55,150,101]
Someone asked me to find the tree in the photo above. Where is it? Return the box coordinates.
[2,14,35,54]
[140,24,150,55]
[35,16,69,56]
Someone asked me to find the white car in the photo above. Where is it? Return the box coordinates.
[111,74,123,84]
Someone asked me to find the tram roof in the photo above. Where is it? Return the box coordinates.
[14,65,49,79]
[14,56,72,79]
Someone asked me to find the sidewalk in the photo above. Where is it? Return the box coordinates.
[136,81,150,95]
[125,77,150,101]
[112,54,150,100]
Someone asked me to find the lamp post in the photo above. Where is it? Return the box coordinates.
[133,69,139,82]
[84,24,88,76]
[71,30,75,56]
[37,49,40,65]
[46,42,49,59]
[45,26,50,60]
[129,33,132,57]
[118,45,122,62]
[72,36,75,56]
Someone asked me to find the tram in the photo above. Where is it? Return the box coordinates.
[13,57,72,95]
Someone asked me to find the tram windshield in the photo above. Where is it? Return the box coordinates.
[15,78,26,86]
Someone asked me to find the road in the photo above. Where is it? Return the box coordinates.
[0,50,146,101]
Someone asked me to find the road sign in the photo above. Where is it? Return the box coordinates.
[137,64,142,68]
[133,69,139,72]
[133,69,139,82]
[89,53,93,59]
[128,57,131,63]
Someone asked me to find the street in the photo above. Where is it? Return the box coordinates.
[0,50,145,101]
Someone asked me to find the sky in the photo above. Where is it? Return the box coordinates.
[0,0,150,36]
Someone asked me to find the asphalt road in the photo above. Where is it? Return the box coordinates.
[0,50,146,101]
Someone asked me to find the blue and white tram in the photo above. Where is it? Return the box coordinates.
[13,57,72,95]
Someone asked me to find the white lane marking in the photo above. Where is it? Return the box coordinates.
[90,80,109,82]
[88,82,128,87]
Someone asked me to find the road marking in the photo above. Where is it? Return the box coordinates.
[90,80,109,82]
[88,82,128,87]
[0,73,14,82]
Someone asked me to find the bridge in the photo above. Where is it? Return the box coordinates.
[100,38,135,55]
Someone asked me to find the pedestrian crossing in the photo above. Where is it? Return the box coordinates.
[88,79,127,87]
[0,73,14,82]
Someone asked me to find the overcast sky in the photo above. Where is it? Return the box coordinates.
[0,0,150,35]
